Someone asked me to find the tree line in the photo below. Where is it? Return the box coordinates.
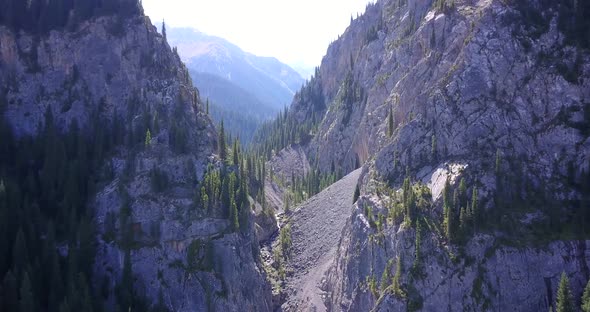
[0,97,166,311]
[0,0,143,34]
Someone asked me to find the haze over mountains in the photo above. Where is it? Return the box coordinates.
[1,0,590,312]
[166,27,305,144]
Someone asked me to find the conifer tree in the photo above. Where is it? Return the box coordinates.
[145,128,151,147]
[233,139,239,166]
[443,178,452,239]
[218,120,227,161]
[556,272,574,312]
[19,271,34,312]
[459,178,467,208]
[459,206,466,234]
[12,228,28,277]
[392,256,402,296]
[230,199,239,231]
[380,259,392,291]
[446,203,455,242]
[118,250,134,311]
[412,220,422,272]
[495,148,502,176]
[161,19,167,41]
[3,271,18,312]
[582,277,590,312]
[471,187,478,230]
[58,300,71,312]
[387,107,394,137]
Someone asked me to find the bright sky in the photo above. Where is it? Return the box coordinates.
[142,0,373,74]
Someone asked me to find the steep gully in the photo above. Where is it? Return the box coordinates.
[263,169,362,311]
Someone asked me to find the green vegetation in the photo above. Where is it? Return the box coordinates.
[186,239,215,272]
[387,107,394,137]
[391,256,404,298]
[582,277,590,312]
[365,13,383,44]
[0,0,144,34]
[195,159,251,233]
[279,224,293,260]
[0,103,166,311]
[367,275,379,298]
[284,169,341,208]
[189,71,277,147]
[493,150,590,243]
[252,68,324,159]
[434,0,455,12]
[380,260,392,292]
[383,174,432,229]
[145,129,152,147]
[556,272,574,312]
[442,177,479,244]
[218,120,227,162]
[411,220,423,277]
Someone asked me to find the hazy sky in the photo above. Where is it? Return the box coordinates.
[142,0,373,73]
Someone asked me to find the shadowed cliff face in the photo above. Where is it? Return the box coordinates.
[267,0,590,310]
[0,14,272,311]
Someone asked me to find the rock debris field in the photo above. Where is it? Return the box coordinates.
[281,169,361,311]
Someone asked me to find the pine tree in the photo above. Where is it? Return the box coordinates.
[495,148,501,176]
[206,98,209,115]
[556,272,574,312]
[3,271,18,312]
[459,178,467,208]
[380,259,392,291]
[582,277,590,312]
[459,206,466,234]
[446,202,454,242]
[49,250,64,310]
[230,199,239,231]
[145,128,151,147]
[161,19,166,41]
[471,187,478,230]
[218,120,227,161]
[232,139,239,166]
[117,250,134,311]
[12,227,28,277]
[392,256,402,296]
[59,299,71,312]
[387,107,394,137]
[443,178,451,238]
[19,272,35,312]
[412,220,422,272]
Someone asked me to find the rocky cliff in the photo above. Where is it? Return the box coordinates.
[0,12,271,312]
[269,0,590,310]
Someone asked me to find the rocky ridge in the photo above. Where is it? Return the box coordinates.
[267,0,590,310]
[0,13,272,311]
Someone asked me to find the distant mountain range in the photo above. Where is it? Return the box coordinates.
[167,27,304,144]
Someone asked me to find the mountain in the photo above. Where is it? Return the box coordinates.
[0,2,271,311]
[190,70,276,145]
[253,0,590,310]
[167,27,304,110]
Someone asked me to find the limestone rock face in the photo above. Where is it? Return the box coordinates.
[0,15,271,311]
[326,196,590,311]
[277,0,590,310]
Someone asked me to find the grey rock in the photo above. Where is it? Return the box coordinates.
[0,15,272,311]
